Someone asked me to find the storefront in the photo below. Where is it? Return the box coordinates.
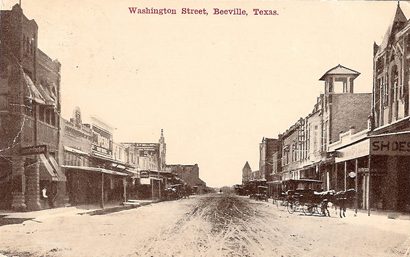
[63,165,128,208]
[330,130,410,213]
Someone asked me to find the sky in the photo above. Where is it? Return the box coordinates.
[0,0,406,187]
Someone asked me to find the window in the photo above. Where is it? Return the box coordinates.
[383,76,389,107]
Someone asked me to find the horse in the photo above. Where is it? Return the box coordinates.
[315,190,335,217]
[330,189,356,218]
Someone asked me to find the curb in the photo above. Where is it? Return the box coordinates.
[79,201,156,216]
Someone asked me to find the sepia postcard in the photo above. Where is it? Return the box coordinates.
[0,0,410,256]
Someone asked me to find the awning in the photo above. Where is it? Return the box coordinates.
[37,83,56,106]
[23,73,45,104]
[91,152,127,166]
[125,168,139,178]
[39,154,66,181]
[64,146,89,156]
[334,138,370,163]
[48,155,67,181]
[62,165,128,176]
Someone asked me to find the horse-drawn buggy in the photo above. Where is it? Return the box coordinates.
[273,179,356,217]
[250,185,268,201]
[254,185,268,201]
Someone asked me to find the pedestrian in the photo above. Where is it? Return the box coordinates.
[41,186,48,208]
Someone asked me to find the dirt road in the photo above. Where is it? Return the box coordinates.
[1,194,410,257]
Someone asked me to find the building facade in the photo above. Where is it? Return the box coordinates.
[259,137,280,181]
[370,3,410,212]
[0,4,65,211]
[165,164,206,194]
[276,65,372,195]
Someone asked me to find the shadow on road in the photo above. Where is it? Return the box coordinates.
[0,215,34,227]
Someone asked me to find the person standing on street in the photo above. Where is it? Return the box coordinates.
[41,186,48,208]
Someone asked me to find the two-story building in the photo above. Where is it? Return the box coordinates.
[0,4,65,211]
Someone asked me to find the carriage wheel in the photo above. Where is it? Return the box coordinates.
[287,202,295,214]
[304,205,316,216]
[288,201,299,214]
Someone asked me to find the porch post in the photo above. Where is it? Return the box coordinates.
[335,162,338,190]
[123,178,127,202]
[367,155,371,216]
[100,173,104,209]
[158,171,161,200]
[355,158,358,215]
[344,161,347,191]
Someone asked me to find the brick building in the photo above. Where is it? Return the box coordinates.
[259,137,280,181]
[165,164,206,194]
[274,64,371,196]
[369,3,410,212]
[0,4,65,211]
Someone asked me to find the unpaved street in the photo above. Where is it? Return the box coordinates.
[1,194,410,257]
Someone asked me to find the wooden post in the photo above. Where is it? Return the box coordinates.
[151,177,154,201]
[101,173,104,209]
[344,161,347,191]
[158,171,161,200]
[335,162,338,191]
[367,155,371,216]
[355,158,358,215]
[123,178,127,203]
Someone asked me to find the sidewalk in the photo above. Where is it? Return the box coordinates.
[349,207,410,220]
[267,197,410,221]
[0,199,157,221]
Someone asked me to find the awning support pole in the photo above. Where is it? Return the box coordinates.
[123,178,127,203]
[344,161,347,191]
[368,155,371,216]
[355,158,358,215]
[101,173,104,209]
[151,177,154,201]
[158,171,161,200]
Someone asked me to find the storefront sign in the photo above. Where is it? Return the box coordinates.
[358,168,369,173]
[370,133,410,156]
[92,125,113,155]
[20,145,47,155]
[140,178,151,185]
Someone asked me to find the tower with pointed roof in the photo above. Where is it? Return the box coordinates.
[242,161,252,184]
[319,64,360,94]
[159,129,166,170]
[373,2,409,128]
[370,2,410,212]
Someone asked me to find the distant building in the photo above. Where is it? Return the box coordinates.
[165,164,206,194]
[122,130,166,172]
[259,137,280,181]
[241,161,252,184]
